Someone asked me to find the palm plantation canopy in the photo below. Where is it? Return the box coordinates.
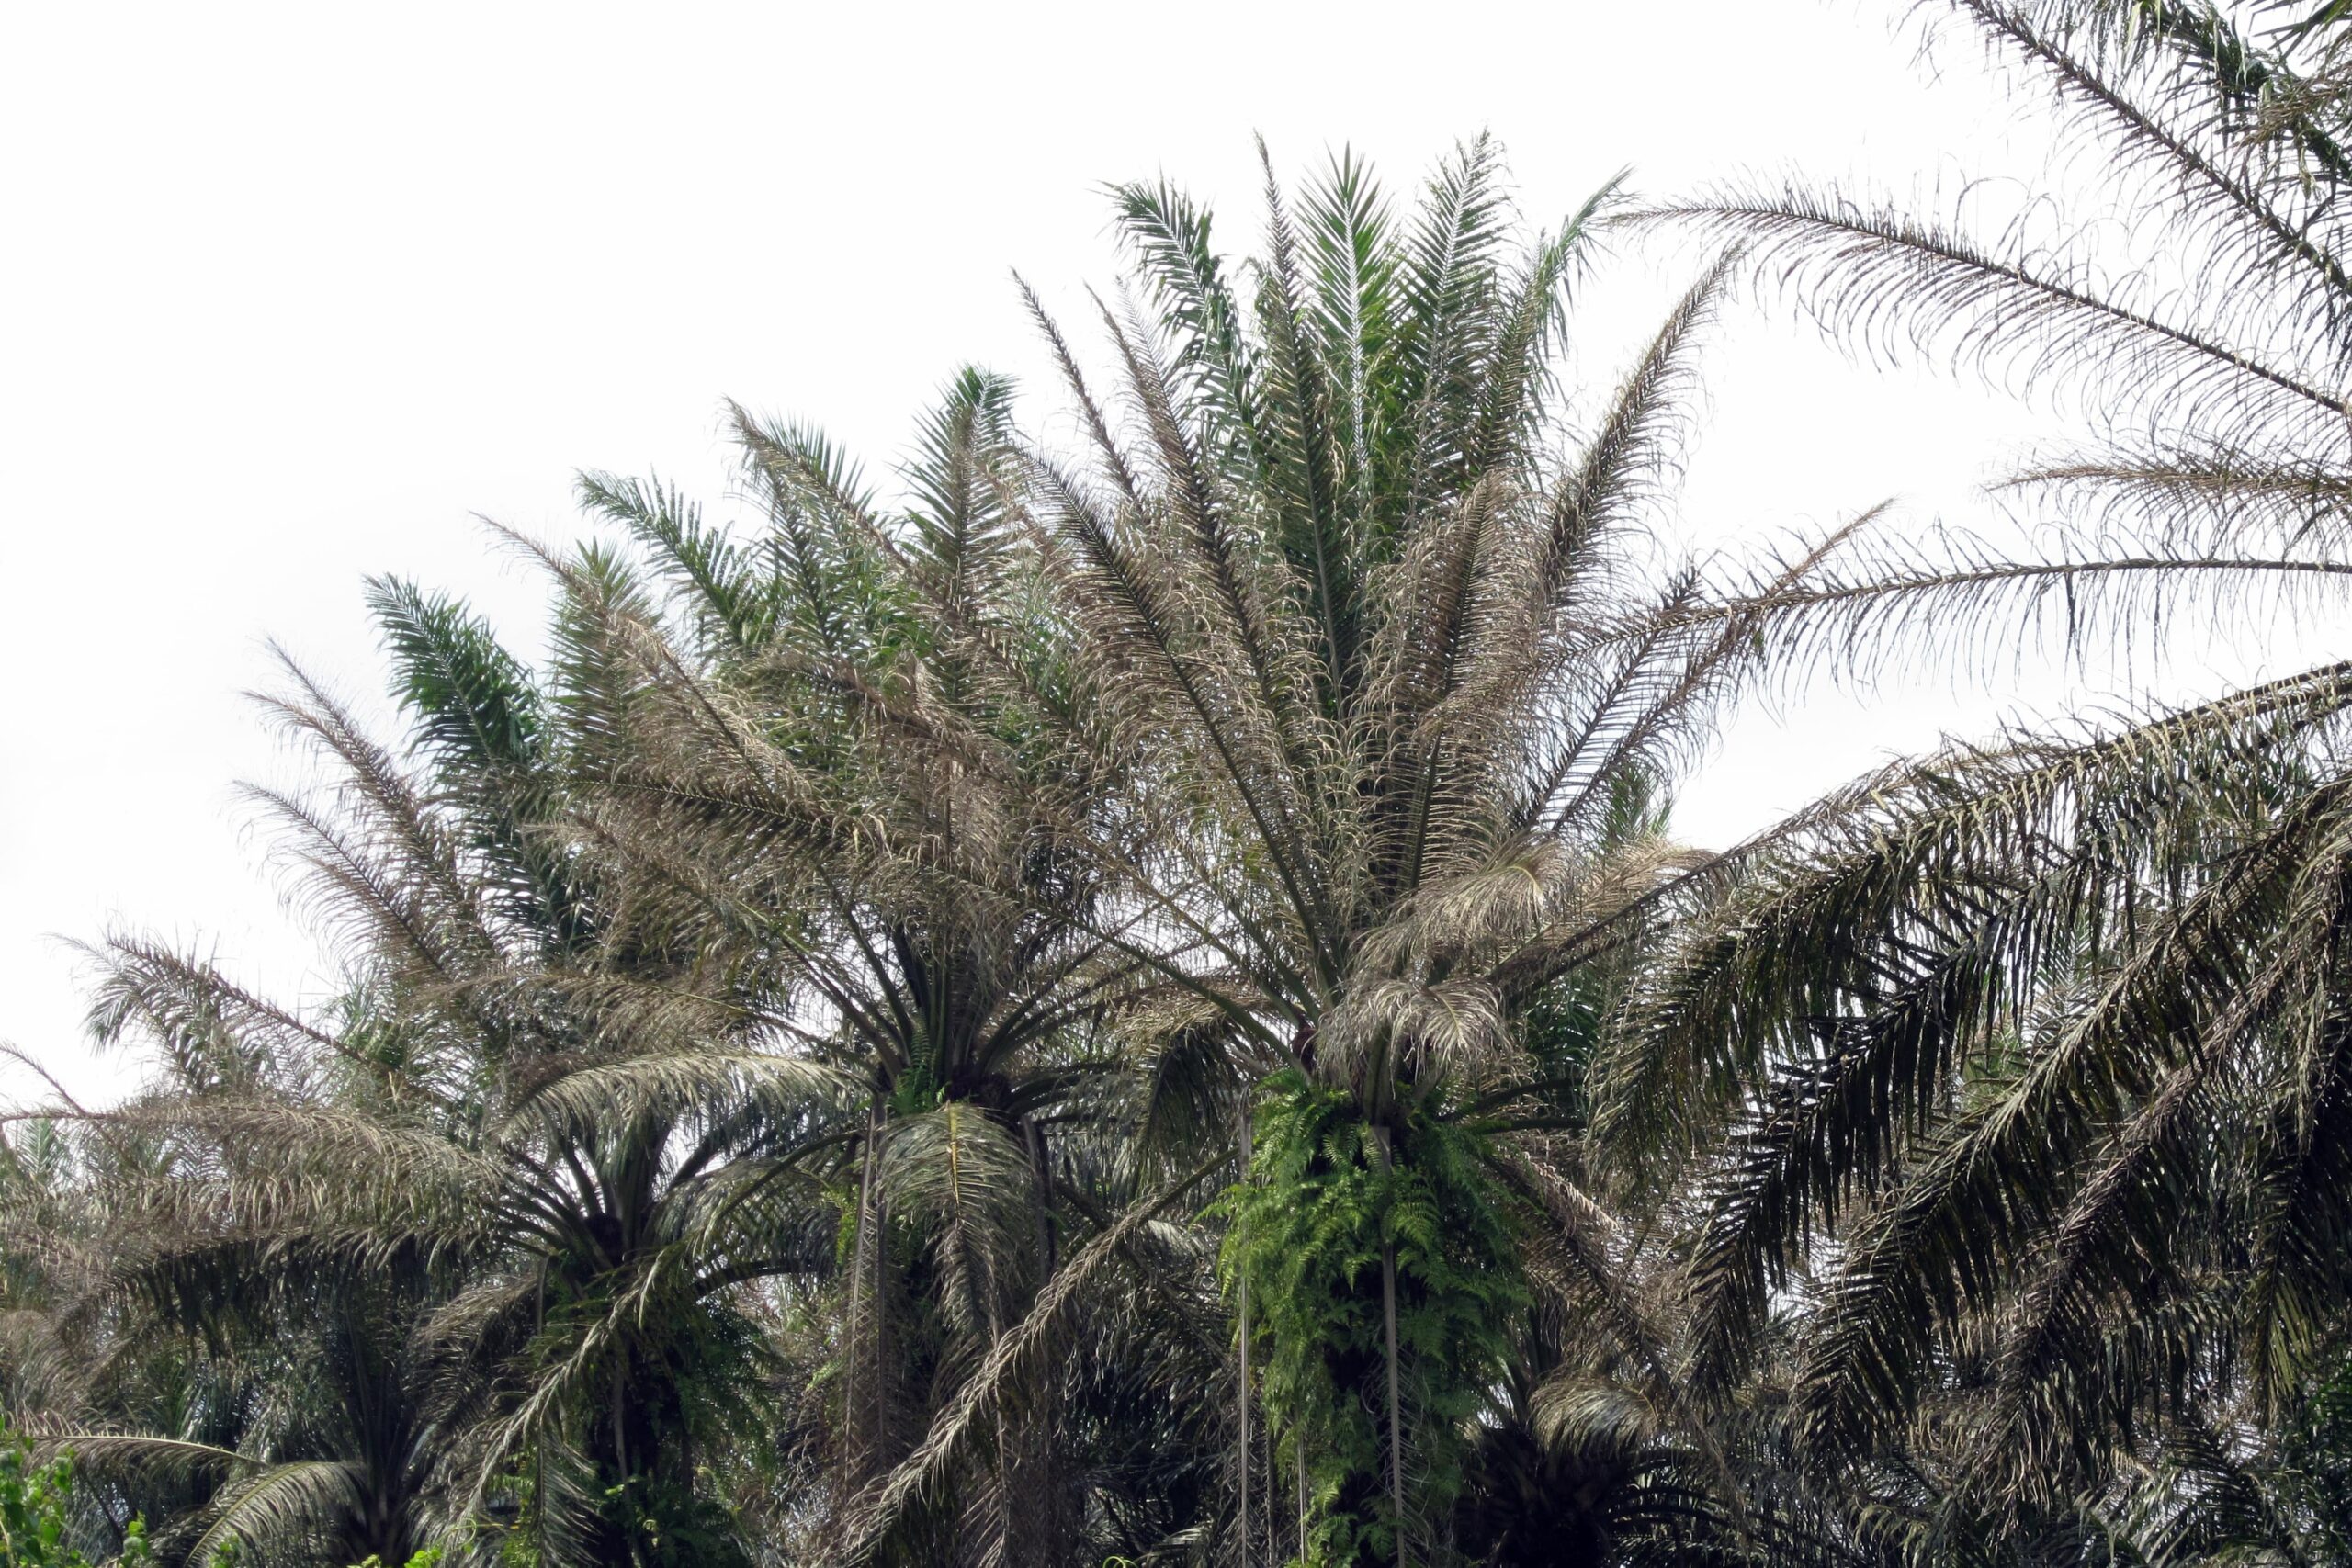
[13,3,2352,1565]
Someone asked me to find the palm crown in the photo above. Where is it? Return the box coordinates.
[1605,0,2352,1557]
[983,136,1890,1564]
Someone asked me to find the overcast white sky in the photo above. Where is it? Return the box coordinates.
[0,2,2164,1103]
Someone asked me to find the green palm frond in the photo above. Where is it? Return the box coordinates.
[1606,6,2352,1538]
[186,1460,365,1568]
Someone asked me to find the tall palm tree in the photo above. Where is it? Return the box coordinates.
[1605,0,2352,1554]
[1,963,458,1568]
[49,575,858,1568]
[0,1111,252,1568]
[571,369,1238,1565]
[309,580,862,1568]
[859,136,1897,1566]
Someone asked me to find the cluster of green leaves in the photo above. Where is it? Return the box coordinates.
[0,1428,147,1568]
[345,1551,439,1568]
[2275,1345,2352,1559]
[1219,1076,1522,1566]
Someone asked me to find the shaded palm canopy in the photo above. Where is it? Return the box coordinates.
[15,2,2352,1563]
[1604,0,2352,1561]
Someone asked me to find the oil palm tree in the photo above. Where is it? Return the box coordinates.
[0,1112,251,1568]
[831,136,1905,1567]
[44,574,859,1568]
[70,1257,442,1568]
[0,968,455,1568]
[292,581,861,1568]
[1604,0,2352,1552]
[568,369,1239,1565]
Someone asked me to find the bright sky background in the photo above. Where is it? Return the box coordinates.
[0,1,2200,1104]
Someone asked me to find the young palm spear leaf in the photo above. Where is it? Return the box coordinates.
[1610,0,2352,1553]
[934,138,1887,1566]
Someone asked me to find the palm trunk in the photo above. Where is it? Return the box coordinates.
[1262,1407,1274,1568]
[873,1185,890,1463]
[1023,1115,1057,1275]
[1297,1429,1308,1565]
[613,1359,646,1568]
[846,1097,881,1478]
[1238,1110,1252,1565]
[1374,1124,1404,1568]
[869,1101,894,1470]
[983,1221,1023,1562]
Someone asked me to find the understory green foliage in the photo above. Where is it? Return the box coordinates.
[346,1551,440,1568]
[1220,1075,1522,1565]
[2278,1346,2352,1561]
[0,1427,147,1568]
